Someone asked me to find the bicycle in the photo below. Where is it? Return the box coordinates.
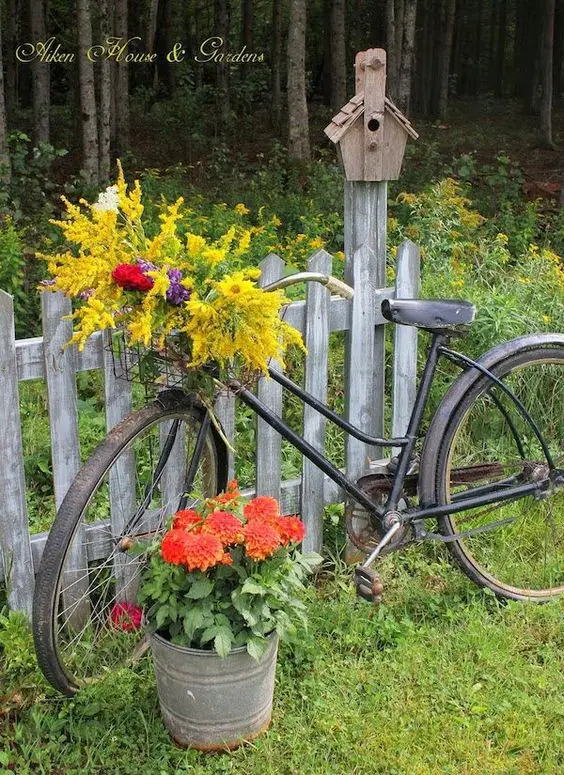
[32,272,564,695]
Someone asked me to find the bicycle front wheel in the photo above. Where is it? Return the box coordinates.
[33,396,228,695]
[423,342,563,601]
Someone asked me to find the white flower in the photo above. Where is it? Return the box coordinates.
[93,185,119,212]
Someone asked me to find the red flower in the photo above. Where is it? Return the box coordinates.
[173,509,202,531]
[202,511,244,546]
[110,601,142,632]
[227,479,239,492]
[161,529,194,565]
[243,496,280,525]
[243,521,281,561]
[111,263,154,292]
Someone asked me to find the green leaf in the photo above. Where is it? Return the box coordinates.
[246,635,266,662]
[187,576,213,599]
[156,605,169,628]
[214,626,234,657]
[183,607,204,639]
[241,579,266,595]
[200,625,219,645]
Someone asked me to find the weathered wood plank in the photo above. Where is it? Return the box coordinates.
[0,291,34,614]
[215,388,236,481]
[102,330,137,600]
[256,254,285,499]
[301,250,331,553]
[392,240,420,449]
[41,292,87,621]
[344,181,387,479]
[16,330,102,382]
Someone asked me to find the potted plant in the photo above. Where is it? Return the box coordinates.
[137,481,322,750]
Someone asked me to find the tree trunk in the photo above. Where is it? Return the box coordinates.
[437,0,456,119]
[397,0,417,113]
[540,0,555,146]
[323,0,332,105]
[114,0,130,152]
[242,0,253,50]
[5,0,18,124]
[494,0,507,97]
[287,0,310,161]
[99,0,112,181]
[77,0,99,185]
[215,0,231,129]
[30,0,50,144]
[330,0,347,111]
[0,3,11,185]
[146,0,160,54]
[155,0,175,94]
[270,0,283,130]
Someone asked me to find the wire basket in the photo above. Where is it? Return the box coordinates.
[107,329,205,391]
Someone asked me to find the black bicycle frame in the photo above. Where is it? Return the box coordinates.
[230,332,553,524]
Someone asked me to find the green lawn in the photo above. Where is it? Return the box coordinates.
[1,541,562,775]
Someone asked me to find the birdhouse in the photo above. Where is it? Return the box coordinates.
[324,49,418,182]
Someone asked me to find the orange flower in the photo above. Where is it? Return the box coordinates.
[277,515,305,545]
[202,511,244,546]
[219,551,233,566]
[227,479,239,492]
[172,509,202,531]
[161,529,224,571]
[243,521,280,561]
[213,491,240,506]
[244,496,280,524]
[182,533,225,572]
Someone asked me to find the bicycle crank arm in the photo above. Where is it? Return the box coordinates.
[416,516,516,543]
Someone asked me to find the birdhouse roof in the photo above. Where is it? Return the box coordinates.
[324,93,419,144]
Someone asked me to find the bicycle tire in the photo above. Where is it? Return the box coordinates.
[419,336,564,602]
[33,394,228,695]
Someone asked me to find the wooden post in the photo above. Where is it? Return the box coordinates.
[0,291,34,615]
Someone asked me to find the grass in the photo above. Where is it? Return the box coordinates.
[1,538,562,774]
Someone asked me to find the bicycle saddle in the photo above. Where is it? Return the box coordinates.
[381,298,476,332]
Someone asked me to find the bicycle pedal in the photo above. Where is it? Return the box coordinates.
[354,567,384,604]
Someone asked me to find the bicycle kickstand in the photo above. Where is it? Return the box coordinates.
[354,519,403,604]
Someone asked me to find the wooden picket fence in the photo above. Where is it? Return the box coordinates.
[0,241,420,615]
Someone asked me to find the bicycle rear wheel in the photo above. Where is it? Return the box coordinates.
[33,395,228,695]
[422,342,563,601]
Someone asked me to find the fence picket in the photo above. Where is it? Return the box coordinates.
[41,292,88,623]
[102,331,138,600]
[301,250,331,553]
[215,389,236,480]
[256,254,285,499]
[392,240,420,446]
[0,291,34,615]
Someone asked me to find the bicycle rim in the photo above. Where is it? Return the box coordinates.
[37,406,225,693]
[437,351,563,600]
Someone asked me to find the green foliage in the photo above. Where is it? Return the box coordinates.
[0,132,67,222]
[0,610,38,680]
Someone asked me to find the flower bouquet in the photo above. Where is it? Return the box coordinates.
[40,164,303,385]
[137,482,322,749]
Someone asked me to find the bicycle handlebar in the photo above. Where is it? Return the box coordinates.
[262,272,354,299]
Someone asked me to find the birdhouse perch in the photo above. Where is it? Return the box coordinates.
[324,49,418,181]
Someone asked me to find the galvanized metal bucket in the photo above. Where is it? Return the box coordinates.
[150,631,279,750]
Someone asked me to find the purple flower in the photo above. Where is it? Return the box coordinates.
[136,257,157,274]
[166,268,191,306]
[78,288,94,300]
[40,279,56,286]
